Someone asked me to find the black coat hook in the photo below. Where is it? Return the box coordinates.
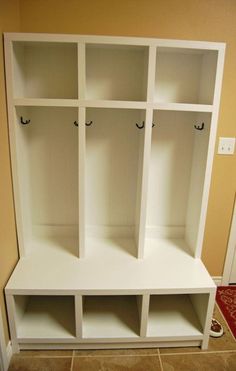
[136,122,155,129]
[74,121,79,127]
[194,122,204,131]
[20,116,30,125]
[136,121,145,129]
[85,121,93,127]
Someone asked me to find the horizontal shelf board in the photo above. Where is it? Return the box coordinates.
[153,103,213,112]
[6,236,215,293]
[14,98,79,107]
[147,295,203,338]
[80,100,147,109]
[5,33,225,51]
[83,296,139,339]
[16,296,76,339]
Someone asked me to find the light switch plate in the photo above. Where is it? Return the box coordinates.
[218,137,235,155]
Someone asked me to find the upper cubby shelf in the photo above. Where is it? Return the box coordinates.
[154,48,218,105]
[85,44,148,101]
[12,42,78,99]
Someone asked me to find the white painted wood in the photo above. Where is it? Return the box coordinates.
[14,98,79,107]
[18,339,202,349]
[146,111,196,236]
[136,109,153,258]
[147,295,204,338]
[86,45,148,101]
[12,42,78,99]
[185,114,211,255]
[139,294,150,337]
[5,296,19,353]
[201,290,216,349]
[78,108,86,258]
[193,46,225,258]
[15,296,76,340]
[223,198,236,284]
[5,32,225,50]
[154,49,218,104]
[82,296,139,339]
[4,33,225,350]
[0,308,12,371]
[5,238,215,294]
[75,295,83,338]
[153,102,213,112]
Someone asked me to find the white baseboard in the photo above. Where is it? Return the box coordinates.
[212,276,222,286]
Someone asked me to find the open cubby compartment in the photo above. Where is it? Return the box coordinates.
[82,295,141,339]
[147,293,209,339]
[154,47,218,104]
[14,106,79,256]
[145,110,211,256]
[85,108,145,257]
[13,295,76,340]
[85,44,148,101]
[12,41,78,99]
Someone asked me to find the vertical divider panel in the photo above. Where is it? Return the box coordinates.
[78,108,86,258]
[135,46,156,258]
[5,295,19,353]
[138,294,150,337]
[194,46,225,258]
[201,290,216,350]
[75,294,83,338]
[78,43,86,258]
[4,37,28,257]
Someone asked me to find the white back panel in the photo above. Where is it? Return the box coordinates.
[86,45,148,101]
[16,107,78,227]
[147,111,195,228]
[13,42,78,99]
[155,50,217,104]
[85,108,143,229]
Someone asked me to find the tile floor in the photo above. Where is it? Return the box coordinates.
[8,305,236,371]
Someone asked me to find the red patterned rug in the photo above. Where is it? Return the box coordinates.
[216,286,236,339]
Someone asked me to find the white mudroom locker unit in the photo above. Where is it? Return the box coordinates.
[4,33,225,351]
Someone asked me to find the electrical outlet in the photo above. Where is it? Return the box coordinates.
[218,137,235,155]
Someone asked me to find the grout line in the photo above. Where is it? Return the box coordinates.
[160,349,236,356]
[70,350,74,371]
[157,349,164,371]
[73,353,160,358]
[216,302,236,342]
[14,355,73,358]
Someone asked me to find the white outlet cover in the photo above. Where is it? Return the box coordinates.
[218,137,235,155]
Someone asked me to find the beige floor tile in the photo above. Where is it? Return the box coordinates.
[161,352,236,371]
[72,355,162,371]
[8,356,72,371]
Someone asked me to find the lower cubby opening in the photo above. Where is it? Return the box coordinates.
[82,295,140,339]
[14,295,76,339]
[147,294,208,338]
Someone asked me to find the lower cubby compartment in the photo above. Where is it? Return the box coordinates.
[147,294,208,339]
[14,295,76,340]
[82,296,140,339]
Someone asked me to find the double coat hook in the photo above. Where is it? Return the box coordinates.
[136,121,155,129]
[74,121,93,127]
[194,122,204,131]
[20,117,31,125]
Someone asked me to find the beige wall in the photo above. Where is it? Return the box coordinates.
[0,0,20,345]
[0,0,235,348]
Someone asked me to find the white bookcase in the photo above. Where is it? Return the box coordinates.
[4,33,225,352]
